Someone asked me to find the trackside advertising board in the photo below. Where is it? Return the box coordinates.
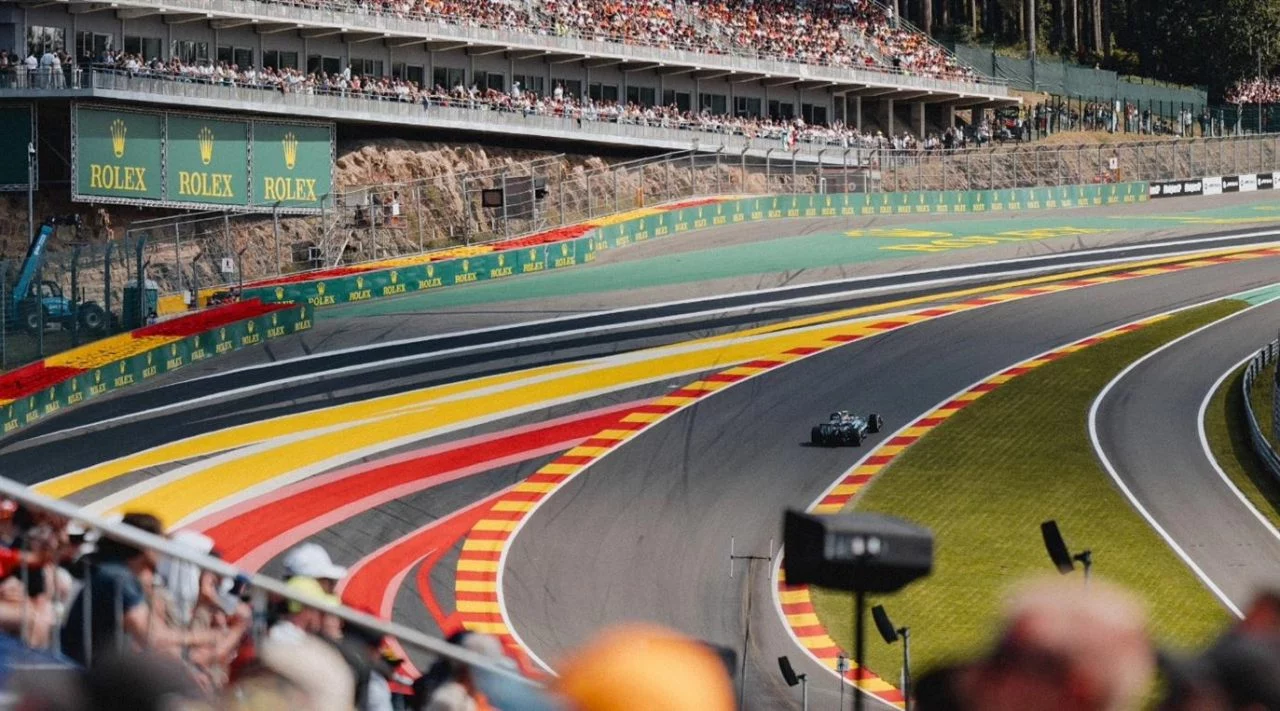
[0,304,311,436]
[1149,173,1280,199]
[241,182,1147,308]
[71,104,333,212]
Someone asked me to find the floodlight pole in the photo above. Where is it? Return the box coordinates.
[837,655,847,711]
[729,536,775,711]
[854,590,867,711]
[900,627,911,711]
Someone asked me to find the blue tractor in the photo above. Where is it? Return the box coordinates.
[9,217,108,335]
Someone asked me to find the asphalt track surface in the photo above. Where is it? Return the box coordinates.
[13,225,1280,457]
[8,200,1280,708]
[503,256,1280,711]
[1094,300,1280,611]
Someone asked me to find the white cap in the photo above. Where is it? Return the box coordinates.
[282,542,347,581]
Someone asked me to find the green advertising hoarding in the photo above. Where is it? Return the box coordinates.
[251,121,333,209]
[0,105,34,190]
[72,103,333,212]
[75,106,164,201]
[166,115,250,207]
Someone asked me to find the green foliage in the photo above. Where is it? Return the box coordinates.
[922,0,1280,95]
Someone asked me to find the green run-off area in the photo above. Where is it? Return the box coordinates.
[325,199,1280,318]
[810,302,1243,686]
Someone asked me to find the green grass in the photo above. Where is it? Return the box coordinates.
[810,302,1244,686]
[1203,362,1280,532]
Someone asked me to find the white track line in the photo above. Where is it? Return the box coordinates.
[39,230,1280,441]
[1086,304,1276,617]
[1198,352,1280,546]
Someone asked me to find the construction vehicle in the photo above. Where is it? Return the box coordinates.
[9,216,108,335]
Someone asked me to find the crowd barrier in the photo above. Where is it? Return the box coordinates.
[0,300,312,436]
[1243,339,1280,481]
[243,182,1149,308]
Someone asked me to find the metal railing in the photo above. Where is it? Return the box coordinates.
[3,68,881,160]
[869,133,1280,192]
[0,472,538,696]
[1243,339,1280,481]
[84,0,1008,95]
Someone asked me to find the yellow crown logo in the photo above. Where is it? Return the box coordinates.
[390,271,398,284]
[95,371,102,383]
[247,321,255,333]
[528,249,536,260]
[275,286,285,300]
[561,243,569,256]
[110,119,127,158]
[498,254,504,267]
[198,126,215,165]
[356,276,364,289]
[271,313,278,326]
[462,259,469,272]
[427,264,434,277]
[282,132,299,170]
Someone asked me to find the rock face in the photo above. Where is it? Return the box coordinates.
[0,140,631,296]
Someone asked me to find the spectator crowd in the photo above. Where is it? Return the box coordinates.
[1227,77,1280,105]
[68,49,958,153]
[75,0,986,83]
[0,501,1278,710]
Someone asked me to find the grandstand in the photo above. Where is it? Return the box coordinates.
[0,0,1013,162]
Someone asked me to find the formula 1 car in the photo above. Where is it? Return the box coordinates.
[810,411,884,447]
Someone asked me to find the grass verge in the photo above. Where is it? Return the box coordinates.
[810,301,1243,685]
[1203,361,1280,532]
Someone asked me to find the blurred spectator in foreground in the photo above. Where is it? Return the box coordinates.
[916,577,1154,711]
[551,623,735,711]
[59,512,218,666]
[228,632,356,711]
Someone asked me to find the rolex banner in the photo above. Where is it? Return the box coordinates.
[72,104,333,212]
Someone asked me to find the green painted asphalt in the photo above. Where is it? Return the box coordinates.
[1238,283,1280,306]
[323,200,1280,319]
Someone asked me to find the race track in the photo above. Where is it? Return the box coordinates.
[1093,300,1280,612]
[502,257,1280,709]
[8,199,1280,709]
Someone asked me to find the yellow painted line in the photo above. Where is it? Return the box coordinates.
[565,446,609,457]
[830,484,860,496]
[798,634,837,648]
[492,501,535,513]
[652,395,698,407]
[456,559,499,573]
[461,539,505,552]
[465,622,510,635]
[812,503,844,514]
[455,579,497,593]
[778,589,810,604]
[536,464,580,476]
[455,600,502,614]
[787,613,821,627]
[471,520,517,533]
[512,482,556,494]
[34,361,585,498]
[620,412,665,423]
[54,244,1280,524]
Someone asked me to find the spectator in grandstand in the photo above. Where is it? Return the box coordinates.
[283,541,348,594]
[1227,77,1280,105]
[268,576,339,645]
[60,512,220,667]
[418,631,522,711]
[156,530,252,690]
